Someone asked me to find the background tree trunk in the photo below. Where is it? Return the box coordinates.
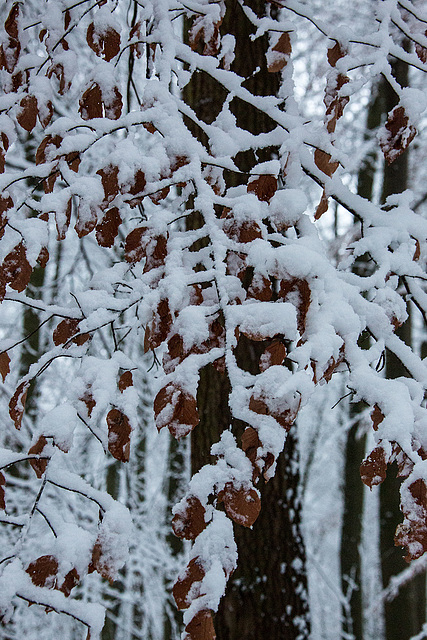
[186,2,310,638]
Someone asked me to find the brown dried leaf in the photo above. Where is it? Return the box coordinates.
[327,42,346,67]
[36,135,62,165]
[184,610,216,640]
[80,389,96,417]
[89,539,115,582]
[118,371,133,392]
[395,478,427,561]
[79,84,103,120]
[0,472,5,510]
[413,239,421,261]
[0,351,10,382]
[56,198,72,240]
[172,496,206,541]
[154,384,199,438]
[279,278,311,334]
[1,242,32,294]
[29,435,48,478]
[314,149,339,177]
[59,568,80,597]
[9,381,29,429]
[371,404,385,431]
[97,165,119,204]
[104,87,122,120]
[144,299,172,351]
[247,273,272,301]
[259,340,286,372]
[415,32,427,64]
[26,555,58,588]
[219,482,261,527]
[124,227,148,263]
[126,169,146,207]
[75,204,97,238]
[173,557,205,609]
[360,446,387,488]
[380,106,416,165]
[53,318,80,346]
[107,409,131,462]
[87,23,121,61]
[268,32,291,72]
[17,95,38,133]
[5,4,20,40]
[247,175,277,202]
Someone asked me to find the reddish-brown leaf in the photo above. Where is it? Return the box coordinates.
[53,318,80,345]
[360,446,388,489]
[5,4,20,40]
[247,175,277,202]
[16,95,38,133]
[75,204,98,238]
[126,169,146,207]
[0,472,5,510]
[380,106,416,165]
[279,278,311,334]
[144,235,168,272]
[36,247,49,269]
[314,150,339,177]
[124,227,149,263]
[218,482,261,527]
[268,32,292,73]
[104,87,123,120]
[172,496,206,541]
[9,381,30,429]
[26,555,58,588]
[79,84,103,120]
[154,384,199,438]
[95,207,121,247]
[88,538,115,582]
[87,23,121,61]
[118,371,133,392]
[259,340,286,372]
[371,404,385,431]
[415,31,427,63]
[36,135,62,165]
[107,408,131,462]
[327,42,346,67]
[144,299,173,351]
[80,388,96,417]
[97,165,119,204]
[28,435,48,478]
[59,568,80,597]
[395,478,427,561]
[173,557,205,610]
[0,351,10,382]
[0,242,32,294]
[247,273,272,301]
[184,610,216,640]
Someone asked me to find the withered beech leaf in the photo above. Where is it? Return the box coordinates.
[59,568,80,597]
[380,106,416,165]
[247,175,277,202]
[96,207,121,247]
[0,472,5,510]
[144,299,173,352]
[184,609,216,640]
[9,381,30,429]
[1,242,32,294]
[279,278,311,334]
[88,538,115,582]
[104,87,123,120]
[0,351,10,382]
[125,227,149,263]
[75,204,98,238]
[97,165,119,204]
[118,371,133,392]
[56,198,72,240]
[36,135,62,165]
[38,99,53,128]
[259,340,286,372]
[16,95,38,133]
[80,388,96,417]
[371,404,385,431]
[268,32,292,73]
[28,435,48,478]
[53,318,80,346]
[327,42,346,67]
[26,555,58,588]
[173,557,205,610]
[314,149,339,177]
[395,478,427,561]
[79,84,103,120]
[172,496,206,540]
[87,23,121,61]
[107,408,131,462]
[247,273,272,302]
[219,482,261,527]
[360,446,387,488]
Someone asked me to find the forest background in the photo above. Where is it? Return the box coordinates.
[0,1,427,640]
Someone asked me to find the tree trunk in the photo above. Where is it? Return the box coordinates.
[340,85,382,640]
[186,2,310,638]
[380,54,426,640]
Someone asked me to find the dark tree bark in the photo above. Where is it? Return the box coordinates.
[379,54,426,640]
[186,3,310,639]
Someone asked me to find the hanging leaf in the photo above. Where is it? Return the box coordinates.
[380,106,416,165]
[16,95,38,133]
[53,318,90,347]
[247,175,277,202]
[184,609,216,640]
[259,340,286,372]
[172,496,206,540]
[107,408,131,462]
[118,371,133,392]
[87,22,121,61]
[26,555,58,588]
[267,32,292,73]
[0,351,10,382]
[154,383,199,438]
[28,435,49,478]
[144,299,173,351]
[360,445,388,488]
[59,568,80,597]
[218,482,261,527]
[36,135,62,165]
[173,557,205,610]
[0,472,5,510]
[9,381,30,429]
[395,478,427,561]
[79,84,103,120]
[0,242,32,296]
